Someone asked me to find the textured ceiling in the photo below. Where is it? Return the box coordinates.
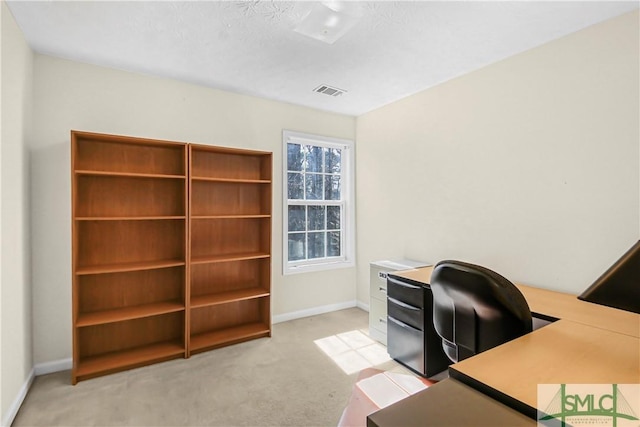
[6,1,639,116]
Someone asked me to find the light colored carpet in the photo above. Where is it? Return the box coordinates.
[13,308,405,427]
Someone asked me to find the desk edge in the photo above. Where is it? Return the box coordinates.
[449,368,537,420]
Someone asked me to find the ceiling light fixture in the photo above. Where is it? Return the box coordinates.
[294,1,362,44]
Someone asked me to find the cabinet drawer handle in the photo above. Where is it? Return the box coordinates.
[387,276,421,289]
[378,286,387,293]
[379,318,387,324]
[387,316,420,331]
[388,297,420,311]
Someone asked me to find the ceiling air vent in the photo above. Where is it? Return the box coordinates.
[313,85,346,97]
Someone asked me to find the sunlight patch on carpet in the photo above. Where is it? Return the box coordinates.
[314,330,391,374]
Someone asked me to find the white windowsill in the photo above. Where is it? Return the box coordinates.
[284,259,355,275]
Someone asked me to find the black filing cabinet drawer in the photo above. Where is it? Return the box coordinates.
[387,276,424,308]
[387,316,425,375]
[388,297,424,330]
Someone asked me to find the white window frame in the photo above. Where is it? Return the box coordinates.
[282,130,355,275]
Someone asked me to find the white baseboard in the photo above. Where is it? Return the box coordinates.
[356,300,370,312]
[1,358,71,427]
[1,368,34,427]
[34,357,72,376]
[272,300,358,324]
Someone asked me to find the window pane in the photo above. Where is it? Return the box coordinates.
[283,132,352,274]
[307,206,325,231]
[288,172,303,199]
[288,206,305,232]
[327,231,341,257]
[327,206,341,230]
[324,175,341,200]
[307,232,325,259]
[325,148,341,174]
[288,233,306,261]
[287,143,304,172]
[306,145,323,173]
[305,174,323,200]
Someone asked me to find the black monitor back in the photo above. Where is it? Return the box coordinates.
[579,240,640,314]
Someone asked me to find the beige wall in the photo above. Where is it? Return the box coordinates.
[1,0,34,423]
[30,55,356,364]
[356,10,639,303]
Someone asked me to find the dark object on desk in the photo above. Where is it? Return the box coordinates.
[430,260,532,363]
[367,378,535,427]
[579,240,640,314]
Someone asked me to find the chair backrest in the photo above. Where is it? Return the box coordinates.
[430,260,533,363]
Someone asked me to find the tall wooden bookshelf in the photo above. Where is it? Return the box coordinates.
[71,132,272,383]
[188,144,272,355]
[71,131,188,384]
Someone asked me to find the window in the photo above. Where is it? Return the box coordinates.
[283,130,354,274]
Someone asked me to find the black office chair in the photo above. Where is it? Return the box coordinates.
[430,260,532,363]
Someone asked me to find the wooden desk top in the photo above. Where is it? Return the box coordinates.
[388,266,434,285]
[390,266,640,337]
[517,283,639,337]
[449,320,640,417]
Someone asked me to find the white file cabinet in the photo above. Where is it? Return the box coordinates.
[369,259,429,345]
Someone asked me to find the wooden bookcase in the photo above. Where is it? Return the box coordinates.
[71,131,189,384]
[71,131,272,383]
[188,144,272,355]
